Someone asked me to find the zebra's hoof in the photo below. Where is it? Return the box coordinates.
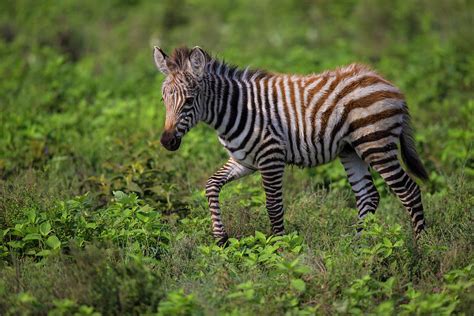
[216,235,229,247]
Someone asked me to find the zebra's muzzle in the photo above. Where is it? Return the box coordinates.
[160,131,181,151]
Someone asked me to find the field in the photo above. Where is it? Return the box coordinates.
[1,0,473,315]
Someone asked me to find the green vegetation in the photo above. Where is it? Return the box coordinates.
[1,0,473,314]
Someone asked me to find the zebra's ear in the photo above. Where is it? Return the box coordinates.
[153,46,169,75]
[189,46,206,77]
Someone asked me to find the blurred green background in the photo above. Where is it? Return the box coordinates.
[0,0,473,314]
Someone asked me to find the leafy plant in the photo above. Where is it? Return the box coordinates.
[157,289,202,316]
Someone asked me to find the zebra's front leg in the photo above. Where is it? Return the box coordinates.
[206,158,255,246]
[260,163,286,236]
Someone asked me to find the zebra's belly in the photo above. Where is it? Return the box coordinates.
[228,149,258,168]
[219,136,259,168]
[218,133,345,169]
[283,136,346,167]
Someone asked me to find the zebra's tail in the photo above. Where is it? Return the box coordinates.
[400,111,429,181]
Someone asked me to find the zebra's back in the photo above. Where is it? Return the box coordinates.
[265,63,406,167]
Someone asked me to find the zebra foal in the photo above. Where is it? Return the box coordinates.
[153,46,428,245]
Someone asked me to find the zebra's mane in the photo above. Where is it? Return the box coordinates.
[206,58,269,80]
[168,46,268,80]
[168,47,374,82]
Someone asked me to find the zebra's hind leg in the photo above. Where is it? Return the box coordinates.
[340,147,380,234]
[354,141,425,239]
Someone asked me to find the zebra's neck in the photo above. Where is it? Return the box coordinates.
[199,60,267,138]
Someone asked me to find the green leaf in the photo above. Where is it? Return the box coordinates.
[18,292,36,304]
[290,258,300,268]
[86,222,98,229]
[26,209,37,224]
[139,205,154,213]
[7,241,24,248]
[46,235,61,249]
[127,181,143,194]
[23,233,42,241]
[228,238,239,246]
[244,289,255,300]
[39,222,51,236]
[227,292,244,299]
[291,278,306,292]
[36,249,52,257]
[292,245,302,253]
[295,265,311,275]
[394,240,404,247]
[136,210,150,223]
[113,191,127,202]
[1,228,10,237]
[255,231,266,244]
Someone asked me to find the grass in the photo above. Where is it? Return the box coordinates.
[0,0,473,315]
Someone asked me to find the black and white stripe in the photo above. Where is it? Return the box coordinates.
[154,46,428,245]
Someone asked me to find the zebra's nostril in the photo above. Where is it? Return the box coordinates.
[160,131,181,151]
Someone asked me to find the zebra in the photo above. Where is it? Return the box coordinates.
[153,46,428,245]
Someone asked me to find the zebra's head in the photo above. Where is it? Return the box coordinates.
[153,46,208,151]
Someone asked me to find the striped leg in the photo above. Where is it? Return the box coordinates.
[356,142,425,239]
[340,148,380,232]
[260,163,286,236]
[206,158,254,245]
